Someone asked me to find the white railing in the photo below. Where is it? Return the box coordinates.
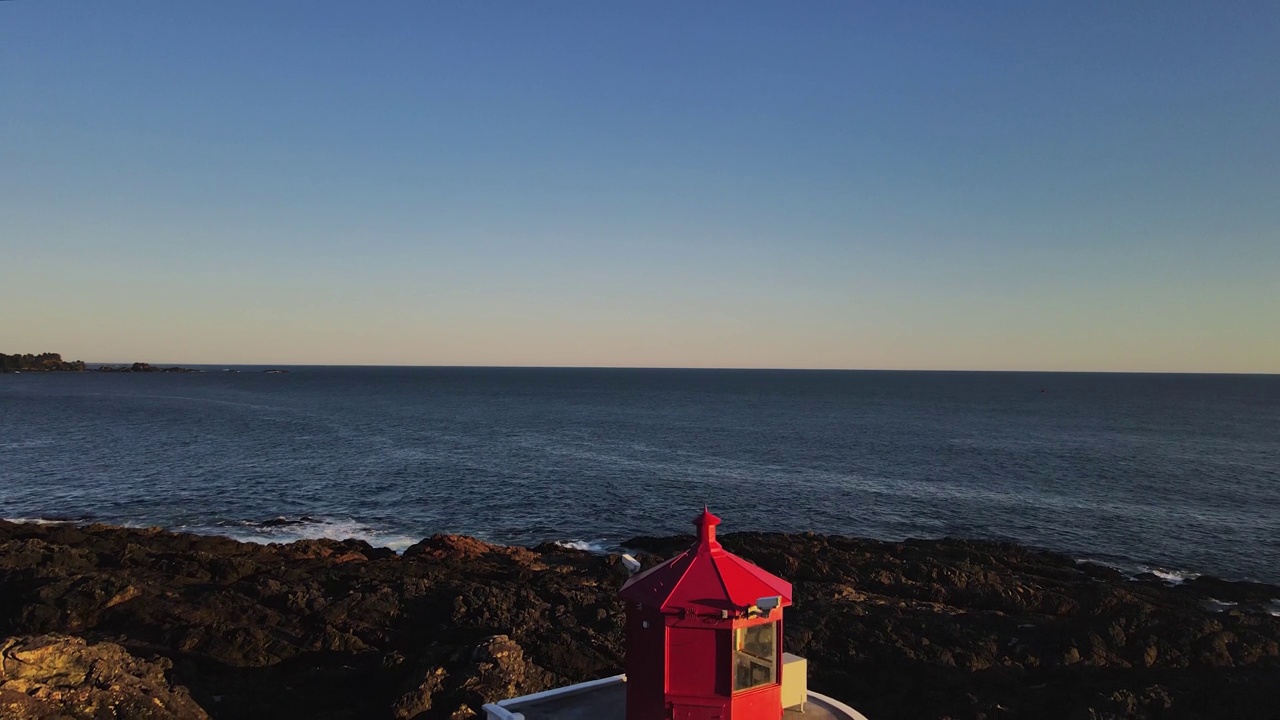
[482,674,626,720]
[479,703,524,720]
[482,673,871,720]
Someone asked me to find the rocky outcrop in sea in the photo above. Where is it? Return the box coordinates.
[0,521,1276,719]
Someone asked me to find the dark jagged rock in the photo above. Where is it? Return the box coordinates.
[0,521,1277,719]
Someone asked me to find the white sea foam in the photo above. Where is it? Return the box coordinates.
[554,539,613,554]
[187,517,419,553]
[1268,600,1280,618]
[3,514,420,552]
[1148,567,1201,585]
[1205,598,1239,613]
[2,517,77,525]
[1073,557,1207,586]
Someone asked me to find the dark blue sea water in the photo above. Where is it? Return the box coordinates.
[2,368,1278,583]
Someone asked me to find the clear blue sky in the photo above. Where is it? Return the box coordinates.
[3,2,1277,371]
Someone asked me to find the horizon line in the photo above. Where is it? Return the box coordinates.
[68,361,1280,376]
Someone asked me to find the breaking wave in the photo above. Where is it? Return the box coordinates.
[183,516,420,553]
[1072,554,1207,586]
[554,539,614,554]
[1145,567,1202,585]
[3,515,93,525]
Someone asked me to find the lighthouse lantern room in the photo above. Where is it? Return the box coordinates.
[618,508,794,720]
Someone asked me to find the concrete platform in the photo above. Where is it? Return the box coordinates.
[483,675,868,720]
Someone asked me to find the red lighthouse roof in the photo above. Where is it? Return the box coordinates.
[619,508,792,614]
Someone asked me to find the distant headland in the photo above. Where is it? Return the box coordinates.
[0,352,199,373]
[1,353,294,374]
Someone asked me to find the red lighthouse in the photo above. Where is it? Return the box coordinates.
[619,508,794,720]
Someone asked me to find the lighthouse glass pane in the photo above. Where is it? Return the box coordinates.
[732,623,777,692]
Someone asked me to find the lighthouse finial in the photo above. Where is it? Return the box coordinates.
[694,506,722,548]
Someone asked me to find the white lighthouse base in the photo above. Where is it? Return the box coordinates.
[482,674,870,720]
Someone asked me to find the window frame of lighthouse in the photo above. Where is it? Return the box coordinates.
[731,621,778,692]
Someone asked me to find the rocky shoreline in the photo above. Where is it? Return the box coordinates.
[1,521,1277,719]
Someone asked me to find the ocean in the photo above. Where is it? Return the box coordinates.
[2,368,1277,584]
